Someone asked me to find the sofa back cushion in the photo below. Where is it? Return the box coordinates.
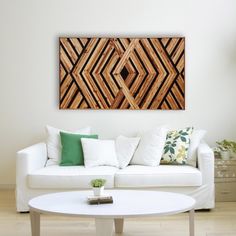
[187,129,206,167]
[46,125,91,166]
[130,126,168,166]
[115,135,140,169]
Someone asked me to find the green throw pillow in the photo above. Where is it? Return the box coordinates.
[60,132,98,166]
[161,127,193,165]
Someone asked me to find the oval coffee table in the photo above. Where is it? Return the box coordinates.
[29,190,196,236]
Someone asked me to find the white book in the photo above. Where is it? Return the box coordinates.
[87,195,112,201]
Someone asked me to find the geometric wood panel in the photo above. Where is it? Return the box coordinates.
[59,37,185,109]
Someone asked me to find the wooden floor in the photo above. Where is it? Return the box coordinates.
[0,190,236,236]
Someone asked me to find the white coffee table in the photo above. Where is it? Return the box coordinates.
[28,190,195,236]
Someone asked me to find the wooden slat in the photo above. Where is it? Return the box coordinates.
[166,38,179,55]
[60,38,78,63]
[60,74,73,99]
[60,83,78,108]
[171,38,185,65]
[60,64,67,82]
[70,38,83,55]
[113,39,140,74]
[60,47,73,72]
[70,92,83,109]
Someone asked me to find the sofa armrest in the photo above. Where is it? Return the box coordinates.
[197,143,214,185]
[16,142,47,176]
[16,142,47,190]
[16,142,47,211]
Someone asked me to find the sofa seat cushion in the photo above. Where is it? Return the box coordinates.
[28,165,118,189]
[115,165,202,188]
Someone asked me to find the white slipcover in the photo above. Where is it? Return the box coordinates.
[16,142,214,212]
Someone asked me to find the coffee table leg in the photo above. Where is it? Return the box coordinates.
[189,209,194,236]
[114,218,124,233]
[95,218,113,236]
[30,210,40,236]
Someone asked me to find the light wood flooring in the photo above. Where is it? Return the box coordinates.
[0,190,236,236]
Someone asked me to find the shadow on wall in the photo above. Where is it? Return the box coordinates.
[226,37,236,76]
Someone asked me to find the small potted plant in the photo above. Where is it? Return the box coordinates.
[90,179,106,196]
[216,140,231,160]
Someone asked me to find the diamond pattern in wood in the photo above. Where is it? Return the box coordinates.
[59,37,185,110]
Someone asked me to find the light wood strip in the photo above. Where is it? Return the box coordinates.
[60,83,78,108]
[161,38,169,47]
[60,74,73,98]
[161,101,169,109]
[70,92,83,109]
[70,38,83,55]
[79,100,88,109]
[166,93,179,109]
[113,74,139,109]
[80,38,88,46]
[172,81,184,108]
[113,39,139,74]
[109,38,124,57]
[172,38,185,64]
[110,89,125,109]
[60,47,73,72]
[176,74,185,90]
[166,38,179,55]
[176,53,185,73]
[60,38,78,63]
[60,64,67,82]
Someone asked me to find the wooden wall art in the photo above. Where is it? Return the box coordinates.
[59,37,185,109]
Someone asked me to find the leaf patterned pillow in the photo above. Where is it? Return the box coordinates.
[161,127,194,165]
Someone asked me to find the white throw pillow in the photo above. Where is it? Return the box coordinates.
[81,138,119,168]
[115,135,140,169]
[187,129,207,167]
[46,125,91,166]
[130,126,168,166]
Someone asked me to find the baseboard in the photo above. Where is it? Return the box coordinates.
[0,184,15,190]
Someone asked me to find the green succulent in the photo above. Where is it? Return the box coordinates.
[216,140,236,152]
[90,179,106,188]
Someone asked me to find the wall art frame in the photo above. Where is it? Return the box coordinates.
[59,37,185,110]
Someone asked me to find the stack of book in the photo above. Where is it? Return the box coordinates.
[87,195,113,205]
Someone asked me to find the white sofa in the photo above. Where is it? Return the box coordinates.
[16,142,214,212]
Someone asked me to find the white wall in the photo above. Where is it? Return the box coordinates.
[0,0,236,186]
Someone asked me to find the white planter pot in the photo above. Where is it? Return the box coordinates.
[93,186,104,196]
[220,150,230,160]
[230,150,236,159]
